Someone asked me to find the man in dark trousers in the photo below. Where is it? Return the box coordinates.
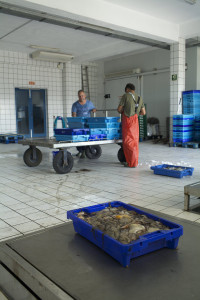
[72,90,96,158]
[117,83,146,168]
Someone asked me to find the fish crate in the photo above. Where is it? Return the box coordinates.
[151,164,194,178]
[54,128,90,135]
[67,201,183,267]
[55,134,89,142]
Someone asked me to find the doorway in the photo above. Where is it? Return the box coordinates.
[15,88,47,138]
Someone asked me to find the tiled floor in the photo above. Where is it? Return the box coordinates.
[0,141,200,242]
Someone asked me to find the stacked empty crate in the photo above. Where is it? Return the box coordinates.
[54,117,122,142]
[87,117,122,140]
[138,115,147,141]
[173,115,194,143]
[182,90,200,142]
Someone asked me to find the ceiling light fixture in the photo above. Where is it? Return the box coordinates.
[31,50,74,62]
[29,45,61,52]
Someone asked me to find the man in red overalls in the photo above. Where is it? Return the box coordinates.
[117,83,146,168]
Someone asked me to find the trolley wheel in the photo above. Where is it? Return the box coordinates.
[117,147,126,163]
[85,145,102,159]
[23,147,42,167]
[53,151,74,174]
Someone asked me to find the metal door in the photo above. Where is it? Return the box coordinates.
[15,88,47,138]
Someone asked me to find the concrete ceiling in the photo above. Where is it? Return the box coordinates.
[104,0,200,24]
[0,0,200,63]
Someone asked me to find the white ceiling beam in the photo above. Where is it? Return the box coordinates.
[180,18,200,39]
[6,0,179,43]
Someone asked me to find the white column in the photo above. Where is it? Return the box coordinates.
[170,38,185,141]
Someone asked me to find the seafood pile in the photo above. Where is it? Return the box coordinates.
[76,206,169,244]
[164,166,184,171]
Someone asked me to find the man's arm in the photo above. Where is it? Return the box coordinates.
[117,105,124,114]
[139,107,146,115]
[72,112,77,117]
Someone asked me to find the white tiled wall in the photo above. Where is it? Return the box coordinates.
[63,62,82,117]
[0,50,103,137]
[0,50,63,137]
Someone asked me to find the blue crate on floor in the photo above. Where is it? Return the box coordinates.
[86,117,120,123]
[55,135,89,142]
[87,122,121,129]
[151,164,194,178]
[54,128,90,135]
[67,201,183,267]
[173,138,193,143]
[0,134,24,144]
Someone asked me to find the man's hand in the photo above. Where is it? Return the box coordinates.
[139,107,146,116]
[92,109,97,113]
[72,112,77,117]
[117,105,123,114]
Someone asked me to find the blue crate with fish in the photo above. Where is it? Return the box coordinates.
[151,164,194,178]
[86,117,120,123]
[54,128,90,135]
[67,201,183,267]
[55,134,89,142]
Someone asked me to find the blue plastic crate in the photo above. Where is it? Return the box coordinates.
[89,128,120,134]
[54,128,90,135]
[67,122,88,129]
[87,122,121,129]
[105,133,120,140]
[67,201,183,267]
[86,117,120,123]
[173,114,194,119]
[173,138,193,142]
[66,117,87,123]
[151,164,194,178]
[173,125,193,130]
[89,134,107,141]
[55,134,89,142]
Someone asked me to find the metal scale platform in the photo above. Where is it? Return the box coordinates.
[1,208,200,300]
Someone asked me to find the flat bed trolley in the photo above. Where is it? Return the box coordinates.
[18,138,124,174]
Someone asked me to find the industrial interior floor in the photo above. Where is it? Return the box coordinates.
[0,141,200,243]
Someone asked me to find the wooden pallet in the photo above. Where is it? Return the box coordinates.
[170,141,200,149]
[0,134,24,144]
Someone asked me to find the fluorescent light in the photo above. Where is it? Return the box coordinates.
[31,50,74,62]
[29,45,61,52]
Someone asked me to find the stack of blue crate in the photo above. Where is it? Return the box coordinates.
[182,90,200,115]
[194,115,200,141]
[87,117,122,140]
[66,117,89,129]
[54,128,90,142]
[173,114,194,143]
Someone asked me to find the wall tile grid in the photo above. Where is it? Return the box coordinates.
[0,50,63,137]
[170,38,185,141]
[63,62,82,118]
